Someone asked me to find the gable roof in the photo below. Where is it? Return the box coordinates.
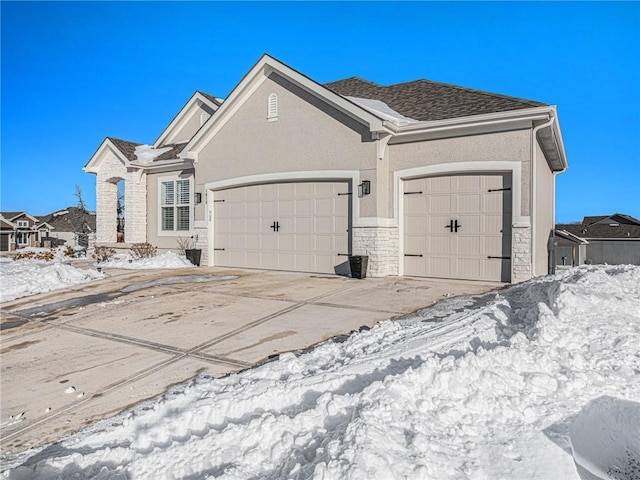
[325,77,547,122]
[153,90,221,148]
[107,137,142,162]
[0,212,39,223]
[38,207,96,233]
[557,213,640,239]
[0,217,16,230]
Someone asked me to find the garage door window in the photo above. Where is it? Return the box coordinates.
[160,178,191,232]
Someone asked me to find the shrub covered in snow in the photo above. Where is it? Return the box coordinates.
[130,242,157,259]
[92,246,116,263]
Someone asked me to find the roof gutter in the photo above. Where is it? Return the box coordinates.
[531,114,556,276]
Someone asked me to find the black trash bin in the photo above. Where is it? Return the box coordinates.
[185,249,202,266]
[349,255,368,279]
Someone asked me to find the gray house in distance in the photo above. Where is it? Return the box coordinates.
[555,214,640,266]
[85,54,568,283]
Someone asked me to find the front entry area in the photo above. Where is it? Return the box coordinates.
[213,181,350,274]
[403,173,512,282]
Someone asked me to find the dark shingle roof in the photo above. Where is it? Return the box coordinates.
[155,143,188,161]
[0,212,24,221]
[39,207,96,233]
[324,76,547,122]
[557,214,640,239]
[107,137,141,162]
[107,137,186,163]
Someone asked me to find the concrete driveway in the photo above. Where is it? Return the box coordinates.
[0,266,500,456]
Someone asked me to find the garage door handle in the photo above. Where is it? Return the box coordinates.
[404,254,423,257]
[337,253,350,256]
[487,256,511,259]
[214,248,225,251]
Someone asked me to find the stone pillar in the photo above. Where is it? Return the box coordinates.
[352,226,399,277]
[124,170,147,244]
[512,224,533,283]
[193,220,209,265]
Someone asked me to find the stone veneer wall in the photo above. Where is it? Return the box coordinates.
[512,224,532,283]
[352,226,399,277]
[95,152,125,244]
[124,170,147,244]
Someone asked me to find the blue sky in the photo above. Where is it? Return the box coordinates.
[1,1,638,223]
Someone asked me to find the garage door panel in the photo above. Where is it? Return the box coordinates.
[404,173,511,282]
[214,181,349,274]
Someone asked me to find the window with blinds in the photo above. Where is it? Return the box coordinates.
[160,178,191,232]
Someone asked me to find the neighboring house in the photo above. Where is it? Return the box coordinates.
[85,54,568,283]
[38,207,97,248]
[0,212,44,251]
[555,214,640,266]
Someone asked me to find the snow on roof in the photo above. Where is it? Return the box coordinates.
[133,144,173,164]
[346,96,420,126]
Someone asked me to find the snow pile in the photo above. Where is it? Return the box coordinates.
[570,396,640,480]
[0,259,104,303]
[99,251,195,270]
[346,96,420,126]
[133,144,172,164]
[4,265,640,479]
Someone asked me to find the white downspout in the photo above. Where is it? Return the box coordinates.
[531,115,555,277]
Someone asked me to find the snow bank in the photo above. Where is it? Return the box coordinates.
[0,259,104,303]
[4,265,640,479]
[570,396,640,480]
[99,252,195,270]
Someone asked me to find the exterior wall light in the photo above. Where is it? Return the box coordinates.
[358,180,371,197]
[194,193,202,204]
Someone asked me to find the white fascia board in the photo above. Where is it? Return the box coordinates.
[153,92,220,148]
[184,54,388,161]
[390,106,554,137]
[556,229,588,244]
[130,158,194,173]
[83,138,130,173]
[9,212,40,223]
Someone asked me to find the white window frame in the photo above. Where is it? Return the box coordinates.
[17,220,28,228]
[16,231,29,245]
[157,174,193,236]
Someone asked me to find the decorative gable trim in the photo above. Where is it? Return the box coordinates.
[183,54,390,162]
[83,138,132,174]
[152,91,220,148]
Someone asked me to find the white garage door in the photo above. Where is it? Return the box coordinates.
[213,181,350,274]
[403,173,512,282]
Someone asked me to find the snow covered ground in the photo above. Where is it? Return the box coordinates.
[0,251,194,303]
[98,251,195,270]
[0,256,104,303]
[3,265,640,479]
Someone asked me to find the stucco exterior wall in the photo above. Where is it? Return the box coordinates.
[389,129,532,217]
[146,169,196,251]
[195,72,378,218]
[168,105,213,146]
[534,141,554,275]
